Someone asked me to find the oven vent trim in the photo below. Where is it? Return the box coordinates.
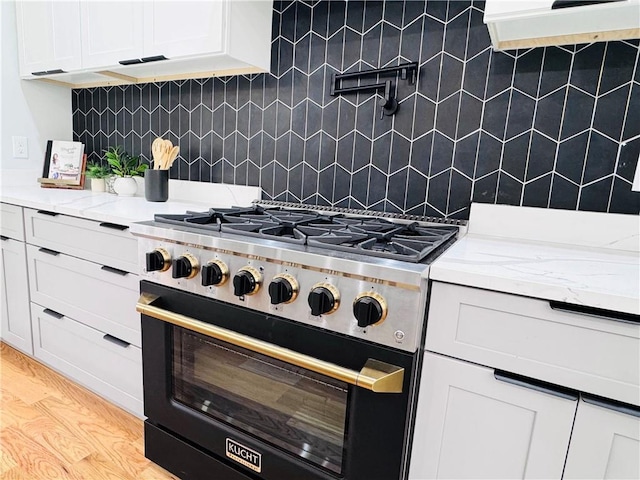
[253,200,468,227]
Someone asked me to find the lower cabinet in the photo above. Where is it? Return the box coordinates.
[21,209,143,417]
[30,303,143,416]
[409,352,578,480]
[564,398,640,479]
[0,236,32,355]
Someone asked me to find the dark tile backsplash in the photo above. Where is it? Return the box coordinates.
[73,0,640,218]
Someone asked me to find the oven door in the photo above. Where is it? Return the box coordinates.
[138,281,417,480]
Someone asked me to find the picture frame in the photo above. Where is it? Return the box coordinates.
[39,140,87,189]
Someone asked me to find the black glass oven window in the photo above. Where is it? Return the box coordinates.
[172,329,349,474]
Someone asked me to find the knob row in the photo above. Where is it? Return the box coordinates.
[146,249,387,325]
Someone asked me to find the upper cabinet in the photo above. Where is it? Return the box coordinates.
[15,1,273,88]
[80,2,145,69]
[15,1,82,76]
[484,0,640,50]
[142,1,225,59]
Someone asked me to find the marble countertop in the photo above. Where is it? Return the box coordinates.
[431,204,639,316]
[0,180,261,225]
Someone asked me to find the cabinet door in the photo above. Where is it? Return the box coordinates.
[564,398,640,479]
[0,238,32,355]
[409,353,577,479]
[142,1,225,59]
[15,1,81,76]
[80,2,144,68]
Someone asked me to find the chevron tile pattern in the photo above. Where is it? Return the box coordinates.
[72,0,640,219]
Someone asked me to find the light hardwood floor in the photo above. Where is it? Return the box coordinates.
[0,342,178,480]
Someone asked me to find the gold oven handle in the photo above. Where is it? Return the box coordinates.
[137,293,404,393]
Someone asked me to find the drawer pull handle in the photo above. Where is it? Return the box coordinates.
[103,334,130,348]
[494,370,579,401]
[118,58,143,65]
[549,301,639,325]
[99,222,129,231]
[582,394,640,418]
[141,55,168,63]
[101,265,129,276]
[37,210,59,216]
[43,308,64,319]
[39,247,60,256]
[0,236,8,241]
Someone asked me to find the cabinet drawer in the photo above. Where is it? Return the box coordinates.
[31,303,142,417]
[426,282,640,406]
[1,203,25,241]
[24,208,137,273]
[1,237,32,354]
[27,244,140,347]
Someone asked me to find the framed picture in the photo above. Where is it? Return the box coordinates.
[40,140,86,189]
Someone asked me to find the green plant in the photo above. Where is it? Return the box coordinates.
[84,161,111,179]
[104,146,149,177]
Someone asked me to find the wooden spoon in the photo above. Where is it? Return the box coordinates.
[164,146,179,170]
[151,137,164,169]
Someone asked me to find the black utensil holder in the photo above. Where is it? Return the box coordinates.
[145,170,169,202]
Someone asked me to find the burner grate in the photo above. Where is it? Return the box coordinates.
[153,204,460,263]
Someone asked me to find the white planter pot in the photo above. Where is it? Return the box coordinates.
[113,176,137,197]
[90,178,106,192]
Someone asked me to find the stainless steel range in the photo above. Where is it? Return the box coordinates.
[131,201,464,480]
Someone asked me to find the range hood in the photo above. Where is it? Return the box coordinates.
[484,0,640,50]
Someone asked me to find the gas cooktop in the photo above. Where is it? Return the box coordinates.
[153,203,459,263]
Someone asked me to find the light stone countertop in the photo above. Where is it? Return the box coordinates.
[0,179,261,225]
[430,204,639,315]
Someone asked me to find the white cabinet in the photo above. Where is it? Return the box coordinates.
[15,1,82,76]
[1,203,31,355]
[426,282,640,406]
[79,2,144,69]
[16,0,273,87]
[409,352,577,480]
[23,208,142,417]
[0,237,32,355]
[26,244,140,347]
[142,1,224,59]
[31,303,142,416]
[484,0,640,50]
[564,398,640,480]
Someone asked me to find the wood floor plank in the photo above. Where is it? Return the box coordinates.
[0,427,81,480]
[0,359,59,405]
[69,453,136,480]
[0,396,41,430]
[35,395,150,479]
[19,414,93,465]
[1,344,140,439]
[0,343,175,480]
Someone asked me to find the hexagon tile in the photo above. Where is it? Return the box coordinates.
[73,0,640,219]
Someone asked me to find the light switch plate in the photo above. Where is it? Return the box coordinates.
[12,136,28,159]
[632,153,640,192]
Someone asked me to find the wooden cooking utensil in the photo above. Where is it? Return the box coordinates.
[151,137,164,169]
[164,145,179,170]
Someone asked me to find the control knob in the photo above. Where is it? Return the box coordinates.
[233,266,262,296]
[171,253,199,279]
[268,274,299,305]
[145,248,171,272]
[308,283,340,316]
[201,259,229,286]
[353,292,388,327]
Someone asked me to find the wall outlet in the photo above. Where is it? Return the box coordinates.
[12,136,28,159]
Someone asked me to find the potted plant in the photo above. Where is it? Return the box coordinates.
[104,146,148,196]
[84,161,111,192]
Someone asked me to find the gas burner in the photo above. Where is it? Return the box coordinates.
[153,205,460,263]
